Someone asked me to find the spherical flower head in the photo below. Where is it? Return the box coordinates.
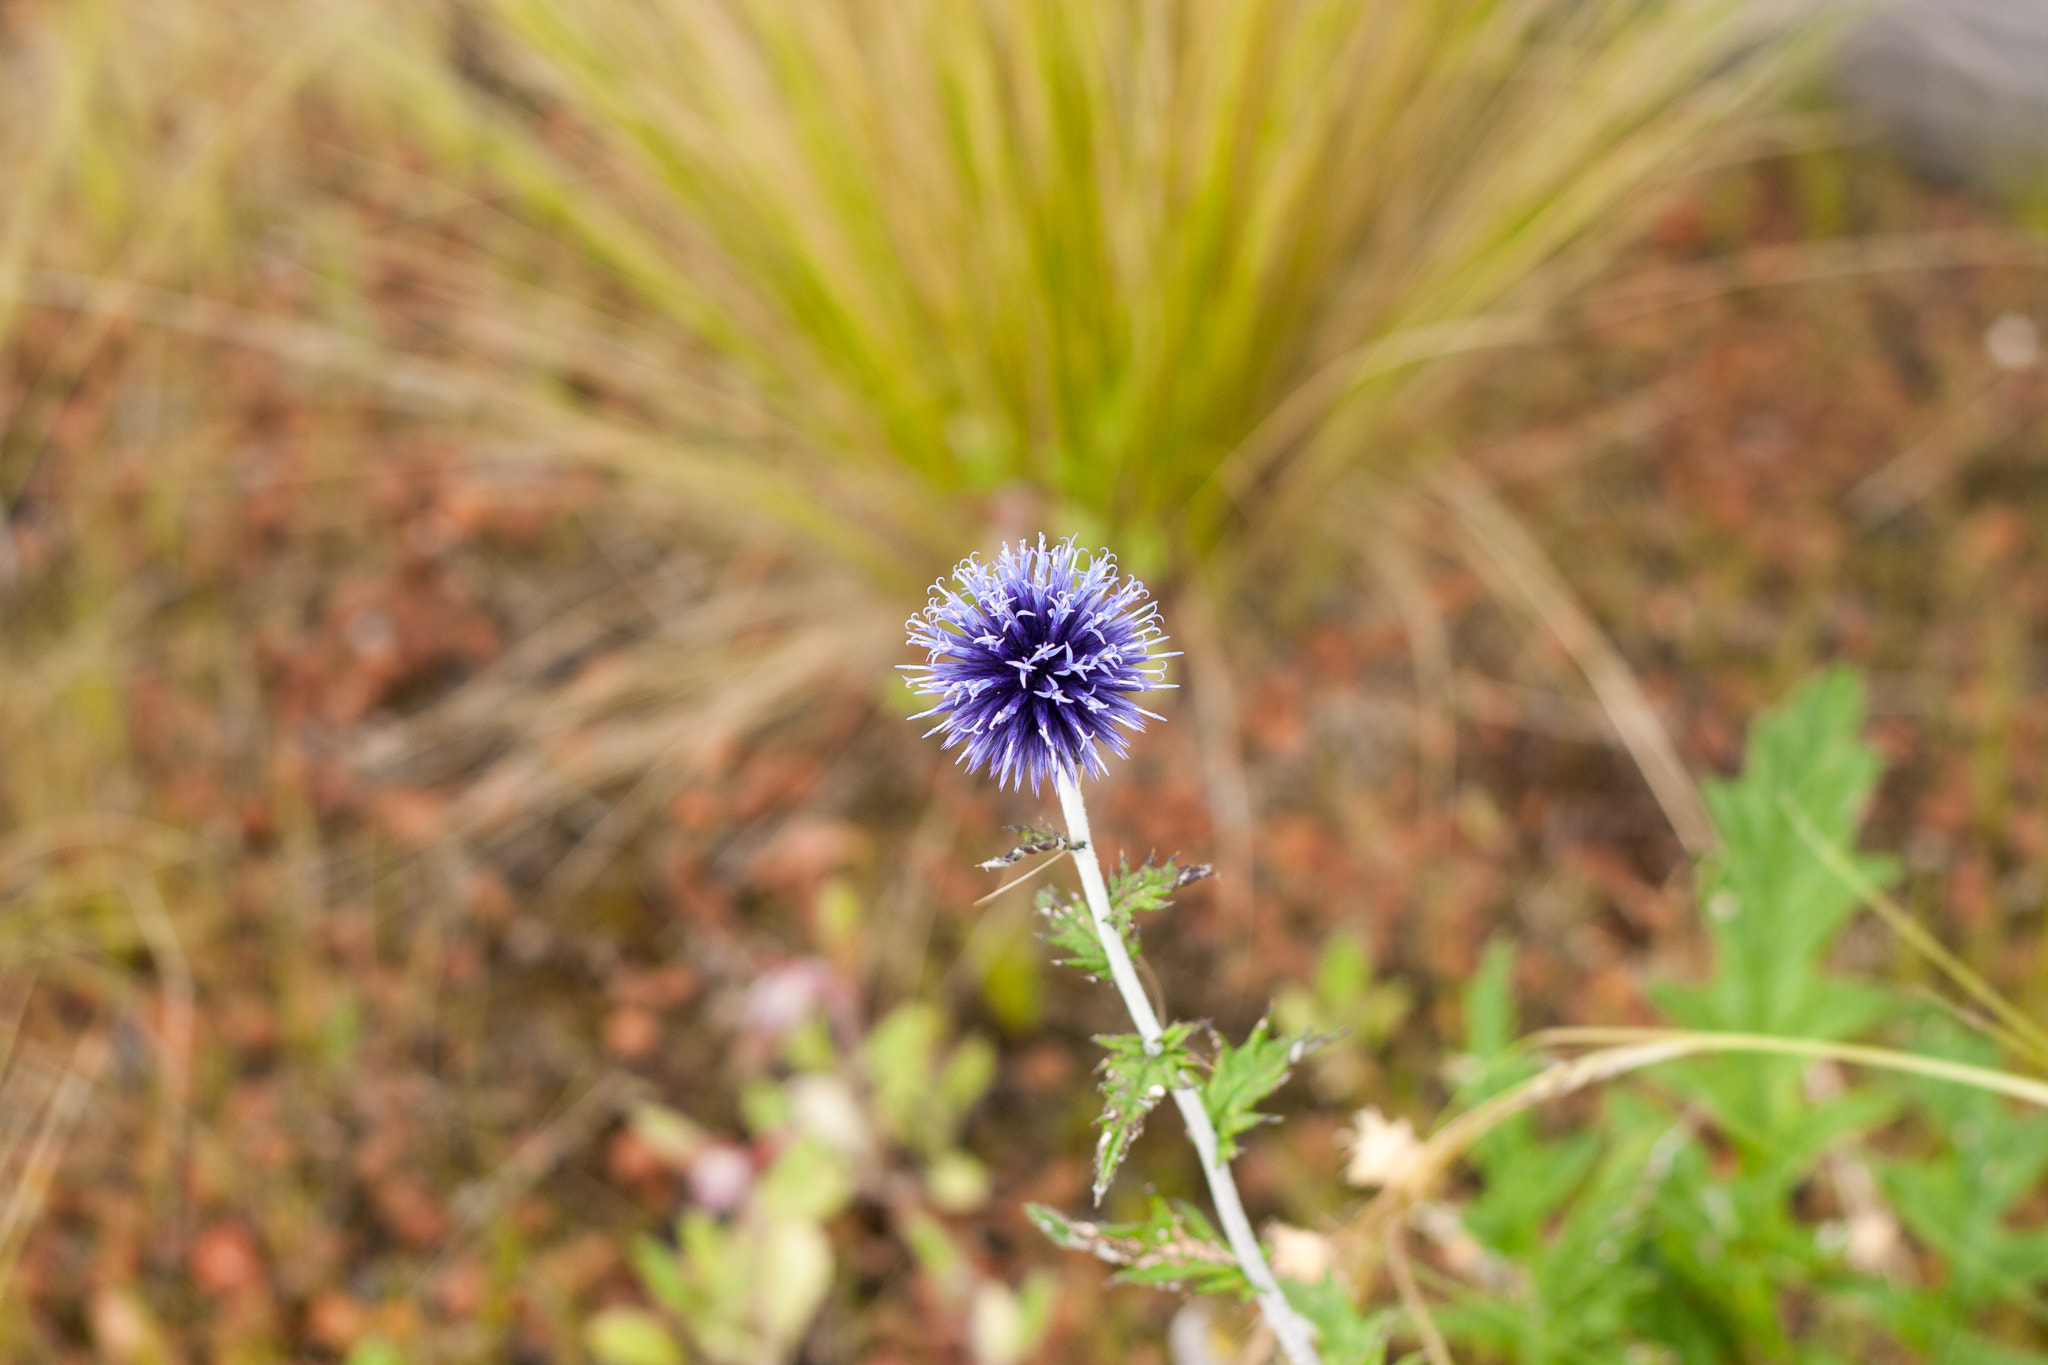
[905,537,1173,792]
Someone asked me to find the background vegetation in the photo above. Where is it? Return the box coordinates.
[3,0,2047,1360]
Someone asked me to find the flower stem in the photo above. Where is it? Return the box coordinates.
[1054,770,1323,1365]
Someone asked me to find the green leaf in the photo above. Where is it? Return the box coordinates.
[1878,1018,2048,1316]
[1107,857,1211,920]
[629,1233,693,1318]
[628,1103,708,1167]
[939,1033,998,1118]
[1202,1014,1336,1160]
[1037,885,1114,982]
[585,1309,685,1365]
[1280,1276,1391,1365]
[977,925,1045,1034]
[751,1217,834,1346]
[863,1001,944,1141]
[1026,1197,1251,1298]
[755,1135,852,1221]
[1673,667,1895,1040]
[1650,669,1903,1168]
[1093,1023,1202,1202]
[343,1342,411,1365]
[1465,938,1518,1062]
[1038,859,1207,984]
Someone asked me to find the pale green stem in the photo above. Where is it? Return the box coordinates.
[1533,1027,2048,1107]
[1340,1025,2048,1280]
[1397,1027,2048,1202]
[1054,770,1323,1365]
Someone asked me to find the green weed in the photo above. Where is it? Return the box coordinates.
[1406,671,2048,1360]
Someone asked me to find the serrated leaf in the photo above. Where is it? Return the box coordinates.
[1026,1197,1251,1298]
[1036,885,1114,981]
[1652,669,1903,1155]
[1202,1014,1337,1160]
[1037,858,1205,984]
[1107,856,1211,919]
[1093,1023,1202,1202]
[1682,667,1894,1038]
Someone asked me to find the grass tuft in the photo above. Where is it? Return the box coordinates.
[351,0,1825,579]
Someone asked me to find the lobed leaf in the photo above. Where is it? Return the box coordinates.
[1668,666,1894,1042]
[1093,1023,1203,1202]
[1038,858,1208,984]
[1202,1014,1337,1160]
[1037,885,1115,982]
[1108,857,1211,920]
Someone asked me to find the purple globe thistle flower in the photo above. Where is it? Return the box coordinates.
[905,537,1174,792]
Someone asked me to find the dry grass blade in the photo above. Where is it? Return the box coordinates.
[125,876,195,1193]
[1848,380,2021,524]
[0,1028,110,1291]
[1431,460,1715,854]
[1530,1029,2048,1106]
[1387,1226,1456,1365]
[1784,796,2048,1069]
[1365,510,1457,820]
[431,1070,651,1283]
[349,550,897,872]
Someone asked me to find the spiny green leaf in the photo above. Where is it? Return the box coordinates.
[1026,1197,1251,1298]
[1094,1023,1203,1202]
[1107,857,1212,919]
[1878,1018,2048,1314]
[1038,858,1207,984]
[1037,884,1114,982]
[1202,1014,1338,1160]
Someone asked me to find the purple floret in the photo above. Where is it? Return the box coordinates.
[905,537,1174,792]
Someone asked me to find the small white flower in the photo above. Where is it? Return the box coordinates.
[1986,313,2040,372]
[1265,1222,1334,1283]
[1845,1209,1902,1275]
[785,1073,873,1164]
[1341,1107,1422,1189]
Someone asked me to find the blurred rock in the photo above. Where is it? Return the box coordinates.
[1840,1,2048,196]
